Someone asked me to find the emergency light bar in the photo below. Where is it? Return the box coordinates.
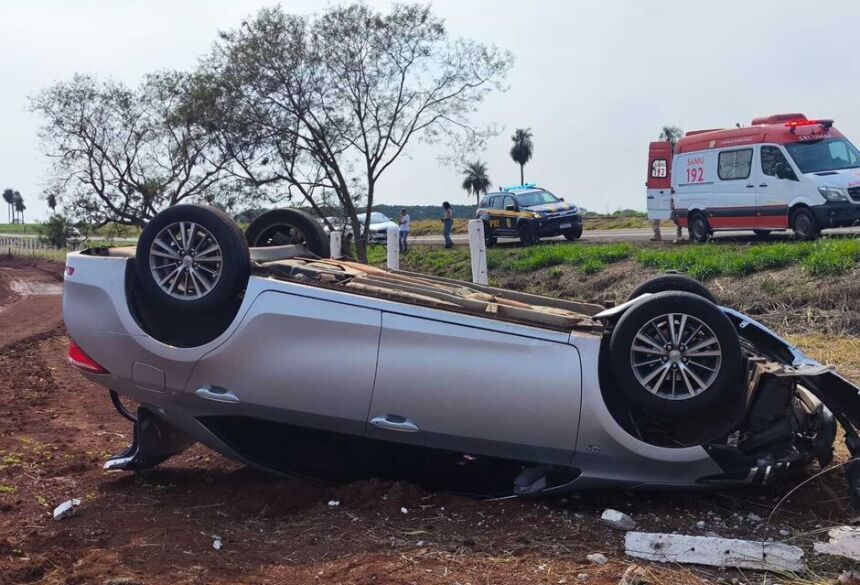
[502,183,537,192]
[786,119,834,133]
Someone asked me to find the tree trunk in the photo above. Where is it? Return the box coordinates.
[520,164,524,185]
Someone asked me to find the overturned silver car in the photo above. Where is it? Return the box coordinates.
[63,205,860,503]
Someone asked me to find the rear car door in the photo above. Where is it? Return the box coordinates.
[186,291,382,436]
[367,313,582,465]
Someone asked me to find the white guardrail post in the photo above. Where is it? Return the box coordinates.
[329,231,341,259]
[386,226,399,270]
[468,219,488,285]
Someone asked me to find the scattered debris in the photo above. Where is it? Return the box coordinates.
[103,578,142,585]
[601,509,635,531]
[586,553,607,565]
[212,536,222,551]
[838,570,860,584]
[577,573,589,581]
[400,507,408,514]
[624,531,805,572]
[327,500,340,508]
[618,564,650,585]
[52,498,81,521]
[695,521,705,529]
[814,526,860,562]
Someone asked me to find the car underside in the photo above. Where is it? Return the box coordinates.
[62,206,860,505]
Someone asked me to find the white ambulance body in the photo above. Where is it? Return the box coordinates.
[646,113,860,242]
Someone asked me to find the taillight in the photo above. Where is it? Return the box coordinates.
[68,340,108,374]
[65,265,75,276]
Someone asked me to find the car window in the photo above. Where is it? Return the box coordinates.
[503,196,516,210]
[760,146,790,177]
[718,148,753,180]
[492,196,505,210]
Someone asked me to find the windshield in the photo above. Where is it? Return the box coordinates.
[515,190,560,207]
[784,139,860,174]
[362,212,391,224]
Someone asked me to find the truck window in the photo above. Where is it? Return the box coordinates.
[503,196,516,210]
[718,148,753,180]
[761,146,790,177]
[492,196,505,210]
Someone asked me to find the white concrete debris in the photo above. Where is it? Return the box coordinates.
[618,565,650,585]
[328,500,340,508]
[212,537,223,551]
[586,553,608,565]
[624,532,806,572]
[52,498,81,521]
[814,526,860,562]
[400,507,409,514]
[601,509,635,531]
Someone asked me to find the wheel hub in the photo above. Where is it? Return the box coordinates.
[148,221,222,301]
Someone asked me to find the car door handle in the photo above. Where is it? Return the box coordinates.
[370,415,419,432]
[746,184,755,188]
[759,183,768,188]
[196,386,240,403]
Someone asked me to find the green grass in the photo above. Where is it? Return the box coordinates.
[504,242,635,273]
[0,223,39,234]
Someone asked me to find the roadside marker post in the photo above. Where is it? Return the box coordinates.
[330,231,341,259]
[386,226,399,270]
[468,219,488,285]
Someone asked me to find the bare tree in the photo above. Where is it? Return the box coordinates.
[31,73,234,227]
[203,4,512,261]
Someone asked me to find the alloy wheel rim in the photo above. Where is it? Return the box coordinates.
[796,214,811,235]
[149,221,222,300]
[630,312,722,400]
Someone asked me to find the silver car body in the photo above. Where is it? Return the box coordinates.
[63,249,860,496]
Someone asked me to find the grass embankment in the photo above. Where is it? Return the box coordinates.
[407,216,667,236]
[378,238,860,280]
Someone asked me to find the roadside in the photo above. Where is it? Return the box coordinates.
[0,256,858,584]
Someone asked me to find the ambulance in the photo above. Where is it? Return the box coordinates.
[646,113,860,242]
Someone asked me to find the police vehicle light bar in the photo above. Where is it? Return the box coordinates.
[502,183,537,192]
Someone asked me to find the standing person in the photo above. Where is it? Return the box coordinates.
[399,208,410,253]
[441,201,454,248]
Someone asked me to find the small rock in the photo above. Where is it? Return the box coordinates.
[53,499,81,521]
[577,573,589,582]
[400,507,408,514]
[619,564,650,585]
[695,521,705,529]
[746,513,762,523]
[212,538,222,551]
[779,529,790,537]
[601,509,635,531]
[587,553,608,565]
[328,500,340,508]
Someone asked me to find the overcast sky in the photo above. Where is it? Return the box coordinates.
[3,0,860,222]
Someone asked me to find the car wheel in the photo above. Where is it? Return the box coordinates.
[485,234,497,247]
[753,229,772,240]
[609,291,743,419]
[688,213,710,244]
[135,204,250,314]
[791,207,820,241]
[245,208,330,257]
[626,273,717,304]
[519,223,538,246]
[563,224,583,241]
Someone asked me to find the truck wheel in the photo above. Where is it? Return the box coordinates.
[688,213,710,244]
[563,224,583,241]
[791,207,820,241]
[519,223,538,246]
[626,273,716,304]
[245,209,330,257]
[609,291,743,419]
[136,205,250,314]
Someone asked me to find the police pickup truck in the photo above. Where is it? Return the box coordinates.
[477,184,583,246]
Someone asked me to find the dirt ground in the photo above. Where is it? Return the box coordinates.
[0,255,858,585]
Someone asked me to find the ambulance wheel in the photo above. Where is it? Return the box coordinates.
[245,208,330,257]
[609,291,743,419]
[753,230,772,240]
[791,207,820,241]
[563,224,583,240]
[136,204,250,314]
[688,213,711,244]
[626,273,716,304]
[519,224,538,246]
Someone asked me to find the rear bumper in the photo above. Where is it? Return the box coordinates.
[811,202,860,228]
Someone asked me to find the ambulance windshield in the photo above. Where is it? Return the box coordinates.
[516,190,560,206]
[784,139,860,174]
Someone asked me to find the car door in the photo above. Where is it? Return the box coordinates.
[756,145,795,229]
[186,291,382,436]
[366,312,582,465]
[502,195,519,234]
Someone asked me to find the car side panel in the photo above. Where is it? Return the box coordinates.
[367,312,582,465]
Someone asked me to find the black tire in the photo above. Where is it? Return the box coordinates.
[245,208,330,257]
[519,223,538,246]
[688,213,710,244]
[135,205,250,314]
[791,207,820,241]
[626,273,717,304]
[753,229,771,240]
[610,291,743,419]
[563,223,583,241]
[485,234,498,248]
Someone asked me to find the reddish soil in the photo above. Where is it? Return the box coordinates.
[0,256,857,585]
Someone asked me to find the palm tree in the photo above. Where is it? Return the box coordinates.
[659,125,683,148]
[12,192,24,224]
[461,161,491,207]
[2,189,13,224]
[509,128,534,185]
[47,193,57,212]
